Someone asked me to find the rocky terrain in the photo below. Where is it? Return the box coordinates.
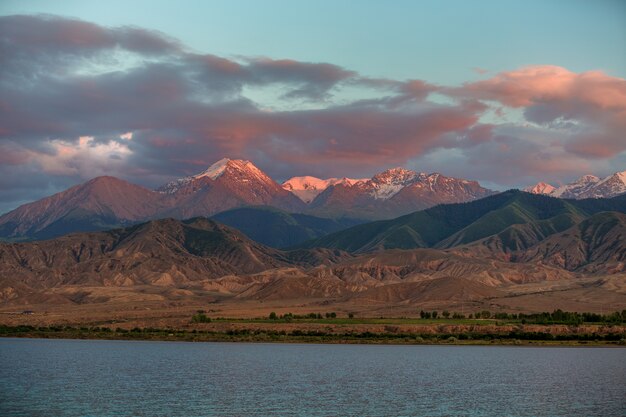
[1,193,624,321]
[0,161,624,324]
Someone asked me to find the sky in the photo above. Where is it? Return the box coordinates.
[0,0,625,214]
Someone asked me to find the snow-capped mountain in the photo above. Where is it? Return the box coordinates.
[0,159,305,239]
[582,171,626,199]
[523,182,556,195]
[525,171,626,199]
[551,175,601,199]
[369,168,423,199]
[159,158,275,194]
[0,158,497,238]
[305,167,494,219]
[282,176,366,203]
[157,158,306,218]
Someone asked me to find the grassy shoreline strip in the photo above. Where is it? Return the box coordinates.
[1,325,625,346]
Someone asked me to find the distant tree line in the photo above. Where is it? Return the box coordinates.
[268,312,339,321]
[512,310,626,325]
[189,309,626,324]
[418,309,626,324]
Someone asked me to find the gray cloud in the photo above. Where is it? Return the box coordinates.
[0,15,624,214]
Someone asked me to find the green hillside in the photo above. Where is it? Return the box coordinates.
[300,190,626,253]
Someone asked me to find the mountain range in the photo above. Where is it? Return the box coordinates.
[301,168,494,219]
[0,157,624,244]
[1,191,624,310]
[0,158,495,240]
[524,171,626,199]
[299,189,626,254]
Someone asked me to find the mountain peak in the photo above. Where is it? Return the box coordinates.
[528,170,625,199]
[523,182,556,195]
[282,176,366,203]
[370,167,422,199]
[372,167,420,185]
[597,170,626,185]
[575,174,601,184]
[193,157,232,180]
[158,158,273,194]
[193,158,267,181]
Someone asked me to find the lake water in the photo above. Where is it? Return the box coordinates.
[0,338,624,416]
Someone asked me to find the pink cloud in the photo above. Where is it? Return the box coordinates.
[450,65,626,158]
[456,65,626,110]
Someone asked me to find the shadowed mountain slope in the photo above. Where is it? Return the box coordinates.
[212,206,363,248]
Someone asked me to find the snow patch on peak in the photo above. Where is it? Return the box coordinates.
[194,158,231,180]
[551,174,600,198]
[282,176,366,203]
[370,167,422,199]
[524,182,556,195]
[575,174,601,184]
[191,158,272,183]
[158,158,273,194]
[531,171,626,199]
[596,170,626,187]
[589,170,626,198]
[283,176,329,191]
[372,167,420,185]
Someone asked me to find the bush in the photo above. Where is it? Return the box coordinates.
[269,312,278,320]
[192,313,211,323]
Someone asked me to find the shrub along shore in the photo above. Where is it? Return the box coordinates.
[2,322,625,346]
[3,310,625,346]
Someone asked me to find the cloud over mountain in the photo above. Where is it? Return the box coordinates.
[1,14,624,214]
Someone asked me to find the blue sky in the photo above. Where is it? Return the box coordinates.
[2,0,624,85]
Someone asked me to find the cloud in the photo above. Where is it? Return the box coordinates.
[450,65,626,158]
[0,14,180,54]
[0,15,624,213]
[245,58,357,100]
[454,65,626,109]
[410,123,618,189]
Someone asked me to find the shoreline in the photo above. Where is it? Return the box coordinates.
[2,325,624,347]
